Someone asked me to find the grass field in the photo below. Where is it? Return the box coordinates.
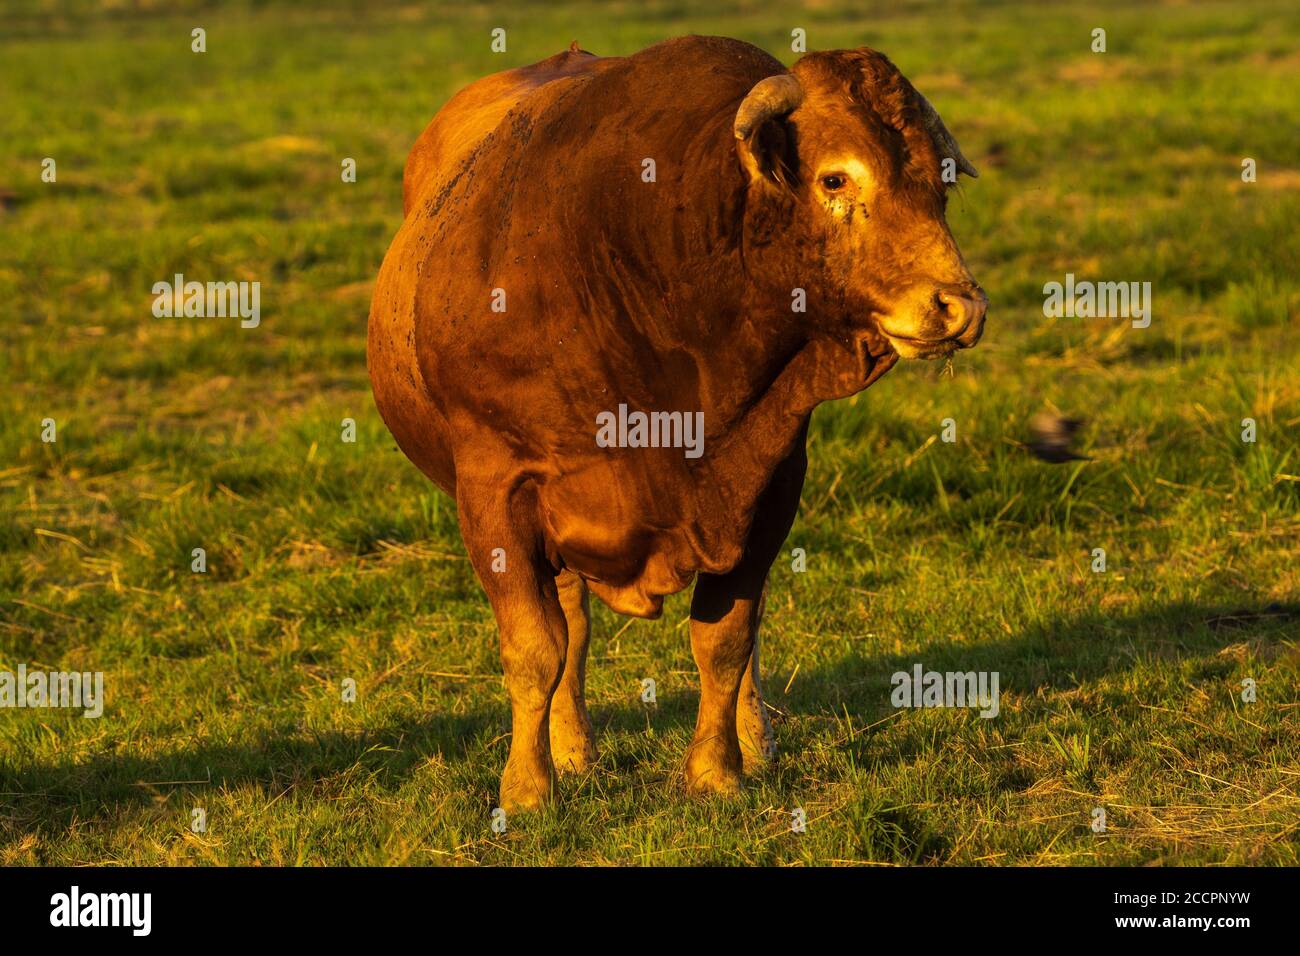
[2,0,1298,866]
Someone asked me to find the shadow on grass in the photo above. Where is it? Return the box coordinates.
[3,599,1293,847]
[0,706,500,844]
[781,598,1298,717]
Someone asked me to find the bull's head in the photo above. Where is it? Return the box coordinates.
[735,49,987,360]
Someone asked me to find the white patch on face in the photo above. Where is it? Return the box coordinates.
[821,157,874,189]
[815,157,875,219]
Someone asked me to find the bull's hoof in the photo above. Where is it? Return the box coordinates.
[685,764,744,796]
[499,759,555,813]
[739,735,777,775]
[550,702,598,775]
[684,737,744,796]
[551,738,598,775]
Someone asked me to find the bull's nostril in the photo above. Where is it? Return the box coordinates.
[936,290,965,322]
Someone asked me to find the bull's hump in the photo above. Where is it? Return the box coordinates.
[406,33,785,216]
[403,47,607,213]
[633,34,783,71]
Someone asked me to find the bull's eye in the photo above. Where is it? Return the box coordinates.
[820,174,847,192]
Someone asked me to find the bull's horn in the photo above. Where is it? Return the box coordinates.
[915,91,978,178]
[734,74,804,140]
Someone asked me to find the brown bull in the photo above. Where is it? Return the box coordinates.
[368,35,987,812]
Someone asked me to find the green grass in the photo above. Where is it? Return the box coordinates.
[2,0,1298,866]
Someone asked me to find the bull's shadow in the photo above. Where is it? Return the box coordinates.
[765,597,1297,765]
[3,598,1291,850]
[590,596,1295,747]
[778,598,1296,704]
[0,705,504,849]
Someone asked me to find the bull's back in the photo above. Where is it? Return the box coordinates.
[402,45,602,215]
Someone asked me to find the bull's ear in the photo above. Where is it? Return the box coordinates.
[734,74,803,189]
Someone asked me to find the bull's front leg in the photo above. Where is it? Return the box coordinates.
[684,431,807,794]
[685,570,766,794]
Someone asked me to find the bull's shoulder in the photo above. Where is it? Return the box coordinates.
[403,45,607,215]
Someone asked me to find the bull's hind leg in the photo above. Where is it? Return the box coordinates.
[737,602,777,773]
[550,569,598,773]
[459,485,567,812]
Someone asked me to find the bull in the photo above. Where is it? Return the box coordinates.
[368,35,987,811]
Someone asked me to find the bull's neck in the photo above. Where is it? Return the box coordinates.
[685,289,899,556]
[702,328,897,507]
